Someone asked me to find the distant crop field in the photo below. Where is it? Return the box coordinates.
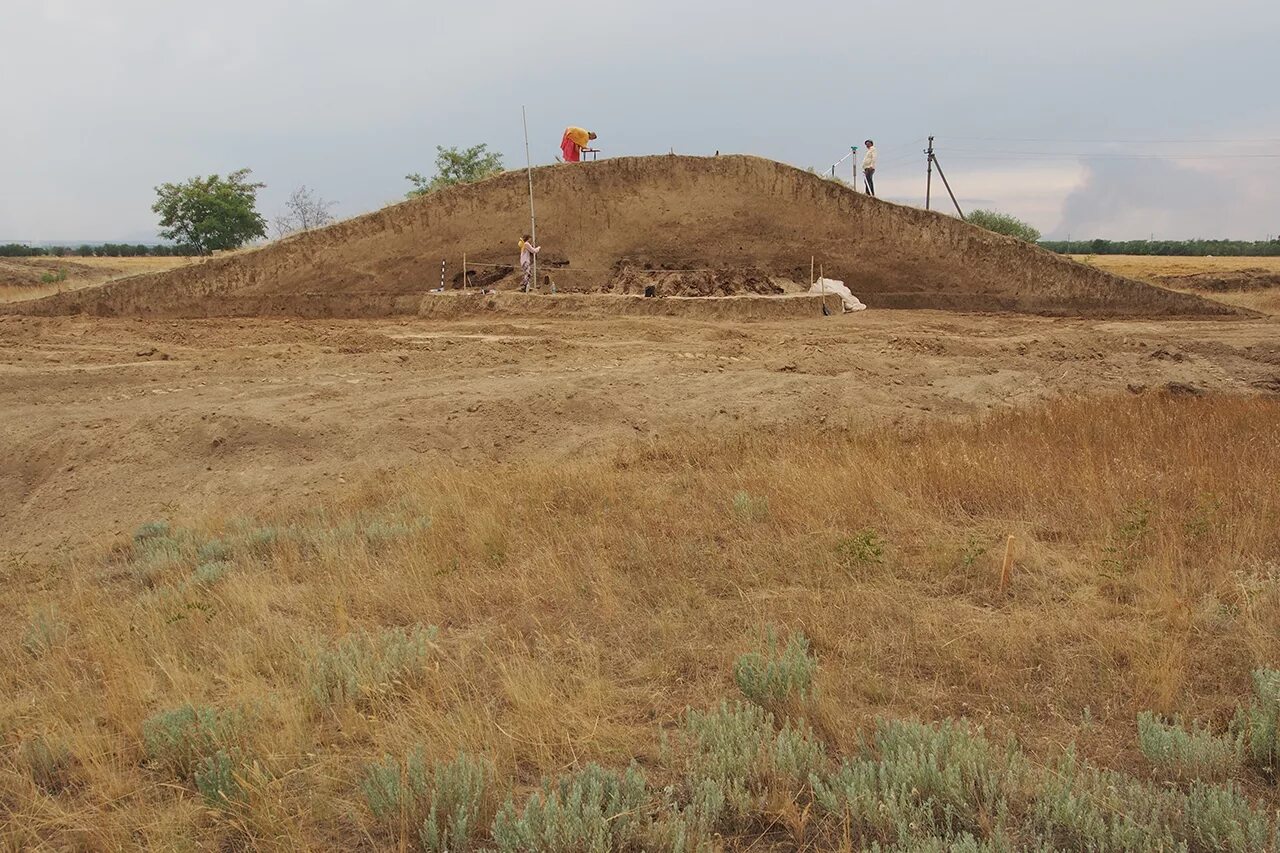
[1072,254,1280,279]
[0,256,194,303]
[1073,255,1280,315]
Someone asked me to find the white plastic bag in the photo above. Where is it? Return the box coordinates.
[809,278,866,312]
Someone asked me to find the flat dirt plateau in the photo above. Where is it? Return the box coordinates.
[3,308,1278,558]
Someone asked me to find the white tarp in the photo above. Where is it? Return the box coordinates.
[809,278,867,312]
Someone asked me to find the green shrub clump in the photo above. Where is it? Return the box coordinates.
[307,624,438,708]
[1239,668,1280,777]
[835,528,886,569]
[141,705,249,807]
[192,560,233,586]
[492,763,649,852]
[733,628,818,707]
[1137,711,1242,780]
[360,751,493,852]
[967,209,1041,242]
[676,699,826,829]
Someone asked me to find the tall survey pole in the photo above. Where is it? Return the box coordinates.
[522,106,537,292]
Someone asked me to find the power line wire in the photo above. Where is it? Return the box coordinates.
[942,152,1280,160]
[943,136,1280,144]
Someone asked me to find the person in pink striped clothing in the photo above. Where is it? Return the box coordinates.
[518,235,540,291]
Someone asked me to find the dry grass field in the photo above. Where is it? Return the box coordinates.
[1,186,1278,845]
[1072,255,1280,316]
[0,256,194,303]
[3,390,1280,849]
[1073,255,1280,280]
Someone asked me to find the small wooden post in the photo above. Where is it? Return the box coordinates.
[462,253,467,289]
[810,256,814,287]
[999,535,1016,592]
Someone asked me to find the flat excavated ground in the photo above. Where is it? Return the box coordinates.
[3,309,1277,557]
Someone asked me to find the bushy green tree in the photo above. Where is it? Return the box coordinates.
[406,144,504,197]
[967,209,1042,242]
[152,168,267,254]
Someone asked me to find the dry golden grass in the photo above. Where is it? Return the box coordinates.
[2,394,1279,848]
[1072,255,1280,280]
[1073,255,1280,315]
[0,256,194,303]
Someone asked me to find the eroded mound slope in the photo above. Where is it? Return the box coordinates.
[6,155,1244,317]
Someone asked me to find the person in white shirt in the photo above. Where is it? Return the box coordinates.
[862,140,877,196]
[518,235,540,291]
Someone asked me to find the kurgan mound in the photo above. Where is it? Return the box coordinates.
[5,155,1246,318]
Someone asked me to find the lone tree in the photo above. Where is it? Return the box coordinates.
[274,185,337,238]
[152,169,267,254]
[406,144,504,197]
[967,209,1042,243]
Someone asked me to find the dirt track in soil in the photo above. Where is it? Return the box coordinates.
[3,310,1277,558]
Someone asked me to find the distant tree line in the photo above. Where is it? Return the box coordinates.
[5,146,496,259]
[0,243,199,258]
[1040,238,1280,257]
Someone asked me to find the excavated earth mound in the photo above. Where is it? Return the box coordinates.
[3,155,1248,318]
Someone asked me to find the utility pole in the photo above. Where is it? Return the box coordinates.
[925,136,934,211]
[923,136,964,220]
[522,106,537,293]
[933,156,965,220]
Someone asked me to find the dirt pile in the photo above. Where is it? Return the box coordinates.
[3,155,1247,318]
[605,265,785,297]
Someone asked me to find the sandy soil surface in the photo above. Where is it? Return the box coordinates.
[3,309,1277,558]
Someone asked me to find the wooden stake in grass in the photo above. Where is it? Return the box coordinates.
[999,535,1016,592]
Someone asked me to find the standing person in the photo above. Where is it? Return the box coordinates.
[862,139,877,196]
[560,126,597,163]
[518,234,540,291]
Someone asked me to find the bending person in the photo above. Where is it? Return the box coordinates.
[560,126,597,163]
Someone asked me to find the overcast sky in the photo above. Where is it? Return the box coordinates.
[4,0,1277,242]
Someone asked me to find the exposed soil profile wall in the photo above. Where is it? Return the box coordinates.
[415,291,843,321]
[5,155,1247,318]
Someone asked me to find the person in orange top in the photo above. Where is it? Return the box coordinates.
[560,126,597,162]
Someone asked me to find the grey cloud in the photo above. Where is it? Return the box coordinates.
[2,0,1278,241]
[1055,156,1280,239]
